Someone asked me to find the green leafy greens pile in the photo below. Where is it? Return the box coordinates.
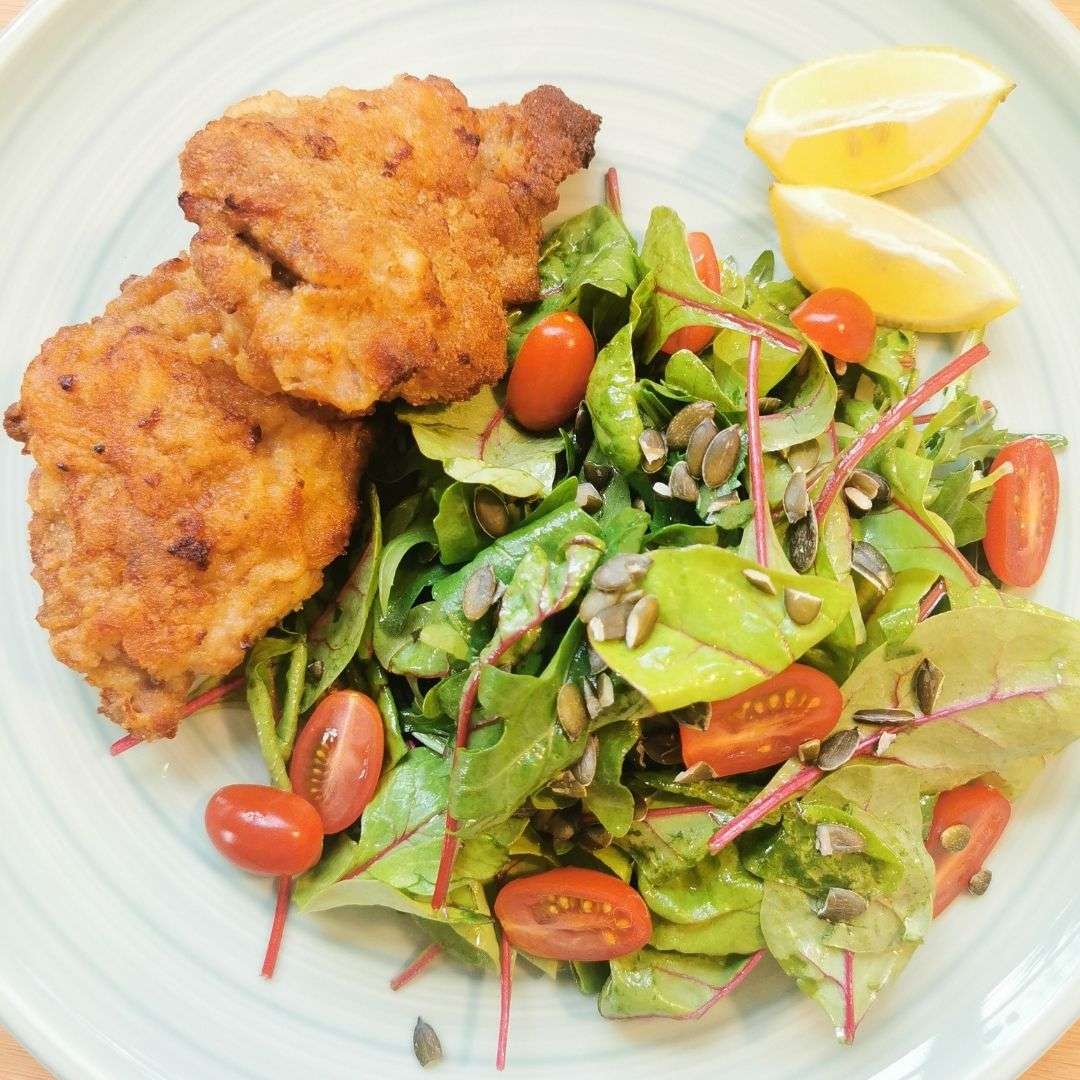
[247,198,1080,1043]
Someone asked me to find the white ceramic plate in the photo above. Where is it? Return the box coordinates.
[2,1,1079,1077]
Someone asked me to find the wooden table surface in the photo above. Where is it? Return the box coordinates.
[1,0,1079,1075]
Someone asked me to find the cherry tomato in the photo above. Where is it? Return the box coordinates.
[661,231,723,355]
[289,690,385,834]
[983,437,1059,588]
[205,784,323,876]
[680,664,843,778]
[926,782,1011,917]
[495,867,652,961]
[790,287,876,363]
[506,311,596,432]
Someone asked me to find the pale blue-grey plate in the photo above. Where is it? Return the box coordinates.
[1,1,1078,1077]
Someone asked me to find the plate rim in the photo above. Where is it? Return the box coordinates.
[1,1,1079,1077]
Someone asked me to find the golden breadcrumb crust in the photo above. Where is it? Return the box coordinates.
[179,76,599,415]
[5,256,367,738]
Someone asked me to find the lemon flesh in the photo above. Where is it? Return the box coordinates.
[747,47,1014,194]
[769,184,1019,331]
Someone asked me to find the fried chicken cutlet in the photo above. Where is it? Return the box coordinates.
[5,256,367,738]
[179,76,600,415]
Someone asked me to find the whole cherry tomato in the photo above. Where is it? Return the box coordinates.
[507,311,596,431]
[205,784,323,876]
[791,287,876,363]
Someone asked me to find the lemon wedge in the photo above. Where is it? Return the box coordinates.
[769,184,1019,331]
[746,47,1014,194]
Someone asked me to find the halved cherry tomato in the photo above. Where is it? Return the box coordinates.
[506,311,596,432]
[790,287,876,363]
[661,231,723,355]
[926,782,1011,917]
[494,867,652,961]
[289,690,385,834]
[205,784,323,876]
[983,437,1059,588]
[680,664,843,778]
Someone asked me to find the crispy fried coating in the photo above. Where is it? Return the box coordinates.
[179,76,599,415]
[5,256,367,738]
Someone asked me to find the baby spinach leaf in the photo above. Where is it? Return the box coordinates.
[592,546,850,711]
[758,348,837,452]
[372,601,450,678]
[378,517,435,614]
[450,627,587,836]
[297,876,489,927]
[302,484,381,711]
[663,349,743,414]
[509,204,640,357]
[416,880,501,969]
[399,386,562,498]
[650,909,764,958]
[614,798,730,880]
[522,476,579,525]
[840,606,1080,792]
[582,721,640,838]
[585,276,650,471]
[599,949,759,1020]
[857,568,939,663]
[433,482,486,565]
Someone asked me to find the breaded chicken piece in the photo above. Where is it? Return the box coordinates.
[5,256,367,738]
[179,75,600,415]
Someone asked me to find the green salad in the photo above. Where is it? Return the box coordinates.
[220,185,1079,1064]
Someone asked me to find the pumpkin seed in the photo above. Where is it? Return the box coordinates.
[852,707,915,726]
[556,682,589,741]
[849,468,891,508]
[819,887,868,923]
[759,395,783,414]
[640,722,682,765]
[652,481,672,498]
[575,481,603,512]
[804,461,831,488]
[546,811,578,840]
[704,494,740,520]
[914,657,944,715]
[674,760,717,783]
[573,404,593,452]
[817,727,860,771]
[665,700,711,731]
[797,738,821,765]
[701,427,742,490]
[473,486,511,538]
[462,564,498,621]
[639,428,668,473]
[588,600,634,642]
[669,460,700,502]
[587,646,608,675]
[788,511,819,572]
[625,594,660,649]
[784,586,822,625]
[572,735,600,786]
[632,795,649,821]
[940,823,972,853]
[307,659,324,682]
[665,400,715,449]
[631,496,647,511]
[743,567,777,596]
[967,868,992,896]
[583,460,614,491]
[685,418,719,479]
[815,823,866,857]
[413,1018,443,1068]
[548,771,589,800]
[843,485,874,514]
[579,588,617,624]
[851,540,895,592]
[593,553,652,592]
[787,439,820,474]
[783,470,811,523]
[875,731,897,756]
[590,672,615,712]
[581,825,613,850]
[833,359,849,378]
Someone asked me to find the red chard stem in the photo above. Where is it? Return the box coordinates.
[390,944,443,992]
[496,932,514,1071]
[261,875,293,979]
